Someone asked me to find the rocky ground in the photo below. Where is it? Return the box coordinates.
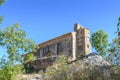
[19,53,120,80]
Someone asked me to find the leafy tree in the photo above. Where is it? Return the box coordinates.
[0,24,38,80]
[107,17,120,66]
[45,55,71,80]
[23,52,37,73]
[116,17,120,44]
[107,38,120,66]
[0,0,5,6]
[0,0,5,23]
[24,52,36,63]
[91,29,109,56]
[0,57,24,80]
[0,16,4,24]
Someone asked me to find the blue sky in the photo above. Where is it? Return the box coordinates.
[0,0,120,57]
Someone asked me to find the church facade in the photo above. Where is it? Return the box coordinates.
[35,23,92,61]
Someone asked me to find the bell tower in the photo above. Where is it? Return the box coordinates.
[74,23,91,58]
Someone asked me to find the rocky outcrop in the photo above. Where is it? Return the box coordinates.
[82,53,111,66]
[69,53,111,68]
[20,53,120,80]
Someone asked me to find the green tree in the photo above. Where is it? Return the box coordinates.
[0,0,5,6]
[0,24,38,80]
[0,16,4,24]
[116,17,120,44]
[23,52,37,73]
[107,38,120,66]
[91,29,109,56]
[24,52,36,63]
[0,0,5,23]
[107,17,120,66]
[45,55,71,80]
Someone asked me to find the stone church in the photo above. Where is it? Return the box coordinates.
[35,23,91,61]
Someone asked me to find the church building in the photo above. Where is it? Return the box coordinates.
[35,23,92,61]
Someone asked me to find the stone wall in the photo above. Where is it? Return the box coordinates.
[35,33,73,60]
[25,23,92,72]
[74,23,91,58]
[31,56,58,72]
[34,23,92,60]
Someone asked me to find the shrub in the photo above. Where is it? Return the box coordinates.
[45,55,71,80]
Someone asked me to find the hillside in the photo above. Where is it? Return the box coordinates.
[19,53,120,80]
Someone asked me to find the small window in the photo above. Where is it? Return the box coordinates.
[87,45,89,48]
[57,43,60,55]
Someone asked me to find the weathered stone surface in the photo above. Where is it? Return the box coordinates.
[25,23,92,73]
[25,56,58,72]
[69,53,111,68]
[35,23,91,60]
[83,54,111,67]
[21,54,114,80]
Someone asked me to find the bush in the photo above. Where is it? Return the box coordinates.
[44,56,120,80]
[45,55,71,80]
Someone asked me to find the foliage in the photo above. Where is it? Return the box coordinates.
[0,0,5,23]
[116,17,120,38]
[0,24,38,80]
[0,24,38,62]
[24,52,36,63]
[0,0,5,6]
[0,57,11,80]
[91,29,109,56]
[110,66,120,79]
[44,55,104,80]
[0,57,24,80]
[0,16,4,24]
[107,18,120,66]
[44,58,120,80]
[23,52,37,73]
[72,67,89,80]
[107,38,120,65]
[45,55,71,80]
[72,66,104,80]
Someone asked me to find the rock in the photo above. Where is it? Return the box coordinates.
[83,53,111,67]
[20,53,112,80]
